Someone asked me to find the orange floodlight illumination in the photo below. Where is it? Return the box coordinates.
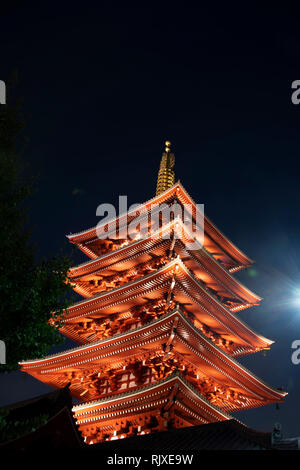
[20,142,286,444]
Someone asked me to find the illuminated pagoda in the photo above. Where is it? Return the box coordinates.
[20,142,286,445]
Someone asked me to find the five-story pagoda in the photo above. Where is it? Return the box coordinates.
[20,142,286,444]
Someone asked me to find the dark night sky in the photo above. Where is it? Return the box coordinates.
[1,3,300,437]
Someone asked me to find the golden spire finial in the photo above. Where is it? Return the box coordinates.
[156,140,175,196]
[165,140,171,152]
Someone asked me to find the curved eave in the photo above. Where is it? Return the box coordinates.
[67,182,252,268]
[73,372,232,423]
[63,258,271,350]
[19,309,286,403]
[66,184,182,243]
[176,181,253,267]
[68,219,261,306]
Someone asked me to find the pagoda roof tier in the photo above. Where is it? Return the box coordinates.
[20,309,286,410]
[62,258,271,354]
[67,182,252,272]
[68,219,261,310]
[72,372,232,433]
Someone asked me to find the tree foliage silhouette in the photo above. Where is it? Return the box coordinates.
[0,77,73,372]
